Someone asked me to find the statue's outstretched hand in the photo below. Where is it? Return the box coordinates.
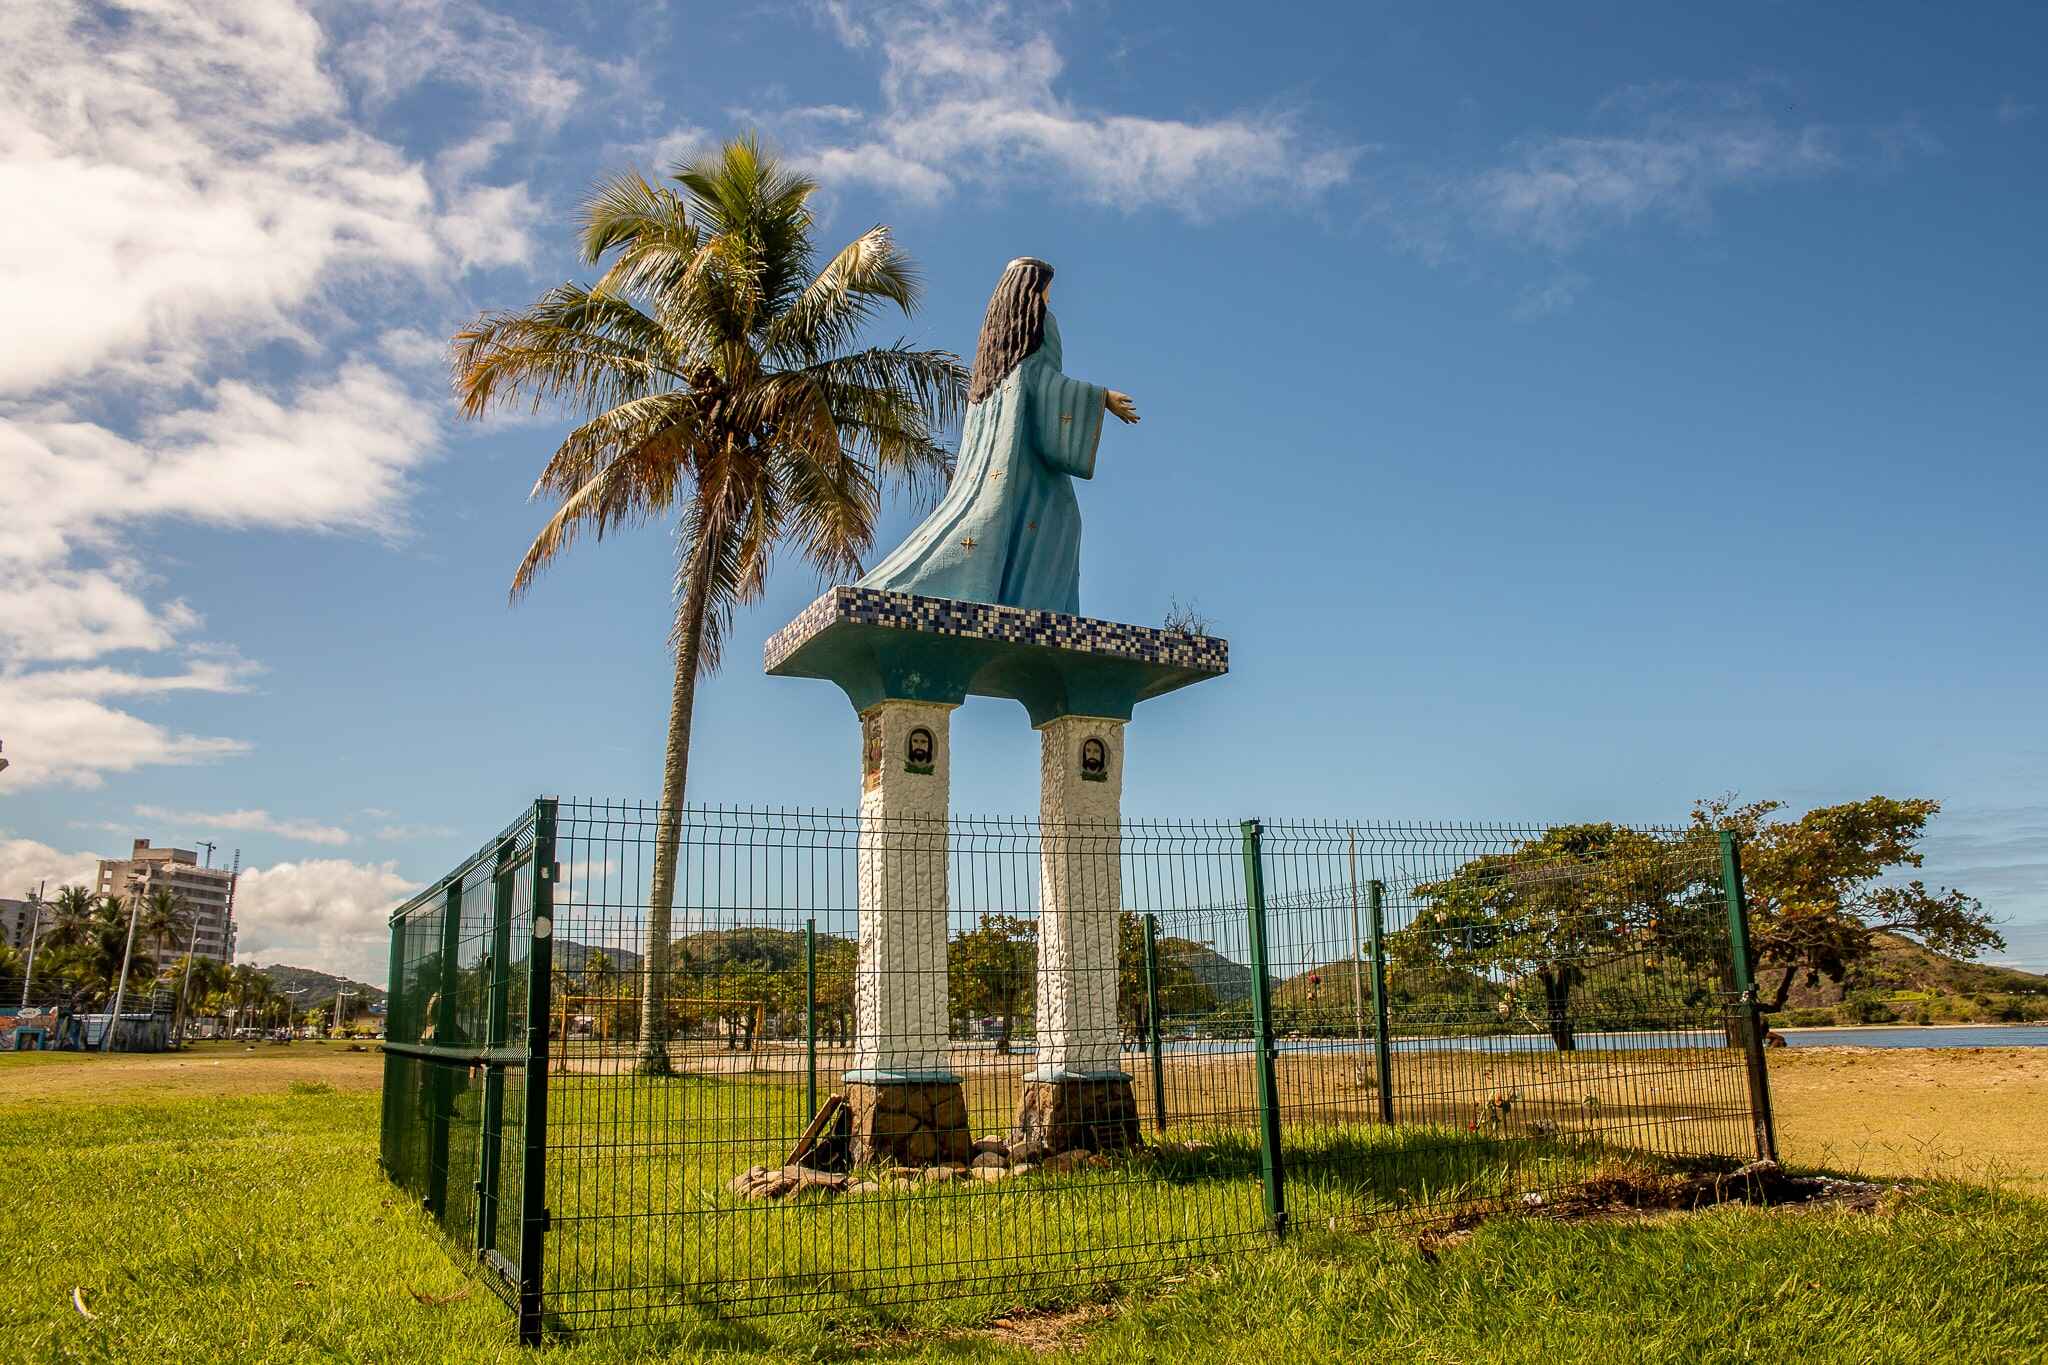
[1106,390,1140,424]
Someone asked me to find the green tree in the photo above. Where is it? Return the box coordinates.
[1115,912,1218,1041]
[950,914,1037,1053]
[226,964,273,1033]
[814,936,857,1045]
[453,136,965,1076]
[1693,796,1998,1011]
[1393,825,1697,1051]
[41,886,157,1007]
[161,954,228,1044]
[139,887,190,960]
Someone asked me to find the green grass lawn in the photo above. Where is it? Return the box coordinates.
[3,1048,2045,1361]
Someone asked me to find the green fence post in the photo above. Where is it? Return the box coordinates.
[1142,912,1168,1134]
[380,910,405,1174]
[804,917,818,1121]
[517,799,557,1347]
[426,878,464,1219]
[1718,831,1780,1163]
[477,838,516,1259]
[1367,879,1394,1125]
[1241,819,1288,1239]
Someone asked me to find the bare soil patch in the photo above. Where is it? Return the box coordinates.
[0,1040,384,1107]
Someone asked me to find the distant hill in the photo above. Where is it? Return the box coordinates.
[1171,938,1251,1004]
[256,964,386,1010]
[1772,931,2048,1007]
[555,939,644,977]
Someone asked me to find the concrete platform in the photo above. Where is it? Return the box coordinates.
[764,587,1229,725]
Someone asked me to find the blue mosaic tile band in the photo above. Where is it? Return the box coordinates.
[764,587,1229,675]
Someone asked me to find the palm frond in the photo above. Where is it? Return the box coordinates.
[452,285,675,419]
[762,225,923,364]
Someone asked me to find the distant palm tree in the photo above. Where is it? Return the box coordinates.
[227,964,272,1033]
[42,885,100,954]
[140,887,191,966]
[453,135,965,1075]
[163,955,228,1042]
[42,885,153,1006]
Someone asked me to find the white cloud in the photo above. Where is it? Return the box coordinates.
[327,0,592,128]
[134,805,354,848]
[0,1,550,792]
[779,1,1357,216]
[0,562,197,664]
[1512,271,1589,321]
[0,836,104,899]
[0,669,252,791]
[234,857,418,984]
[1461,81,1946,255]
[374,823,459,841]
[0,1,441,395]
[1997,94,2036,126]
[1472,120,1837,250]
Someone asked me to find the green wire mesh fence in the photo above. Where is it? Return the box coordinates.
[379,799,1775,1343]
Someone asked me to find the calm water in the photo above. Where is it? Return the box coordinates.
[1775,1024,2048,1049]
[1141,1024,2048,1056]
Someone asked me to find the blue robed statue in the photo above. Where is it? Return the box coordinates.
[857,258,1139,617]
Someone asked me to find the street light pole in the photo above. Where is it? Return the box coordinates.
[19,880,44,1008]
[102,875,145,1053]
[173,915,200,1046]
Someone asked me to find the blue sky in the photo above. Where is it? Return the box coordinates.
[1,0,2042,983]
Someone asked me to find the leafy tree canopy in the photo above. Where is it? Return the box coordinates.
[1693,795,1997,1010]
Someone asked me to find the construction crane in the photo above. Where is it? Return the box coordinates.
[196,840,217,868]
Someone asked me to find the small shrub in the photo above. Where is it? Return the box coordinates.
[1779,1007,1833,1028]
[1843,991,1897,1025]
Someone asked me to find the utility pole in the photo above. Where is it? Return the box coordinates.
[335,988,359,1037]
[19,880,45,1008]
[225,849,241,961]
[173,913,200,1047]
[103,874,145,1052]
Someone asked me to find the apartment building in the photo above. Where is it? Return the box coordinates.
[0,897,40,952]
[96,840,238,964]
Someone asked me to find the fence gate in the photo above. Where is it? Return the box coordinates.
[380,801,555,1343]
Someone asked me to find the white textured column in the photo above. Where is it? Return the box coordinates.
[852,699,956,1078]
[1033,715,1126,1078]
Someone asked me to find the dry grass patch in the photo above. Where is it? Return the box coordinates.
[1767,1045,2048,1189]
[0,1040,384,1108]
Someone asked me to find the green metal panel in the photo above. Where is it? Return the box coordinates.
[1141,912,1167,1134]
[1366,879,1394,1125]
[1718,831,1780,1162]
[1240,819,1287,1238]
[517,799,556,1346]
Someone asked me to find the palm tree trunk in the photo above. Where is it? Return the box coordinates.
[636,526,718,1076]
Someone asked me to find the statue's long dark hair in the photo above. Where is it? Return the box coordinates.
[966,257,1054,404]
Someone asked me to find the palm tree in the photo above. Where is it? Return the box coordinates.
[140,887,191,964]
[42,886,153,1007]
[453,135,965,1075]
[227,964,272,1034]
[163,955,228,1044]
[42,885,100,955]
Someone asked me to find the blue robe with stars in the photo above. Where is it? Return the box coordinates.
[857,312,1105,616]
